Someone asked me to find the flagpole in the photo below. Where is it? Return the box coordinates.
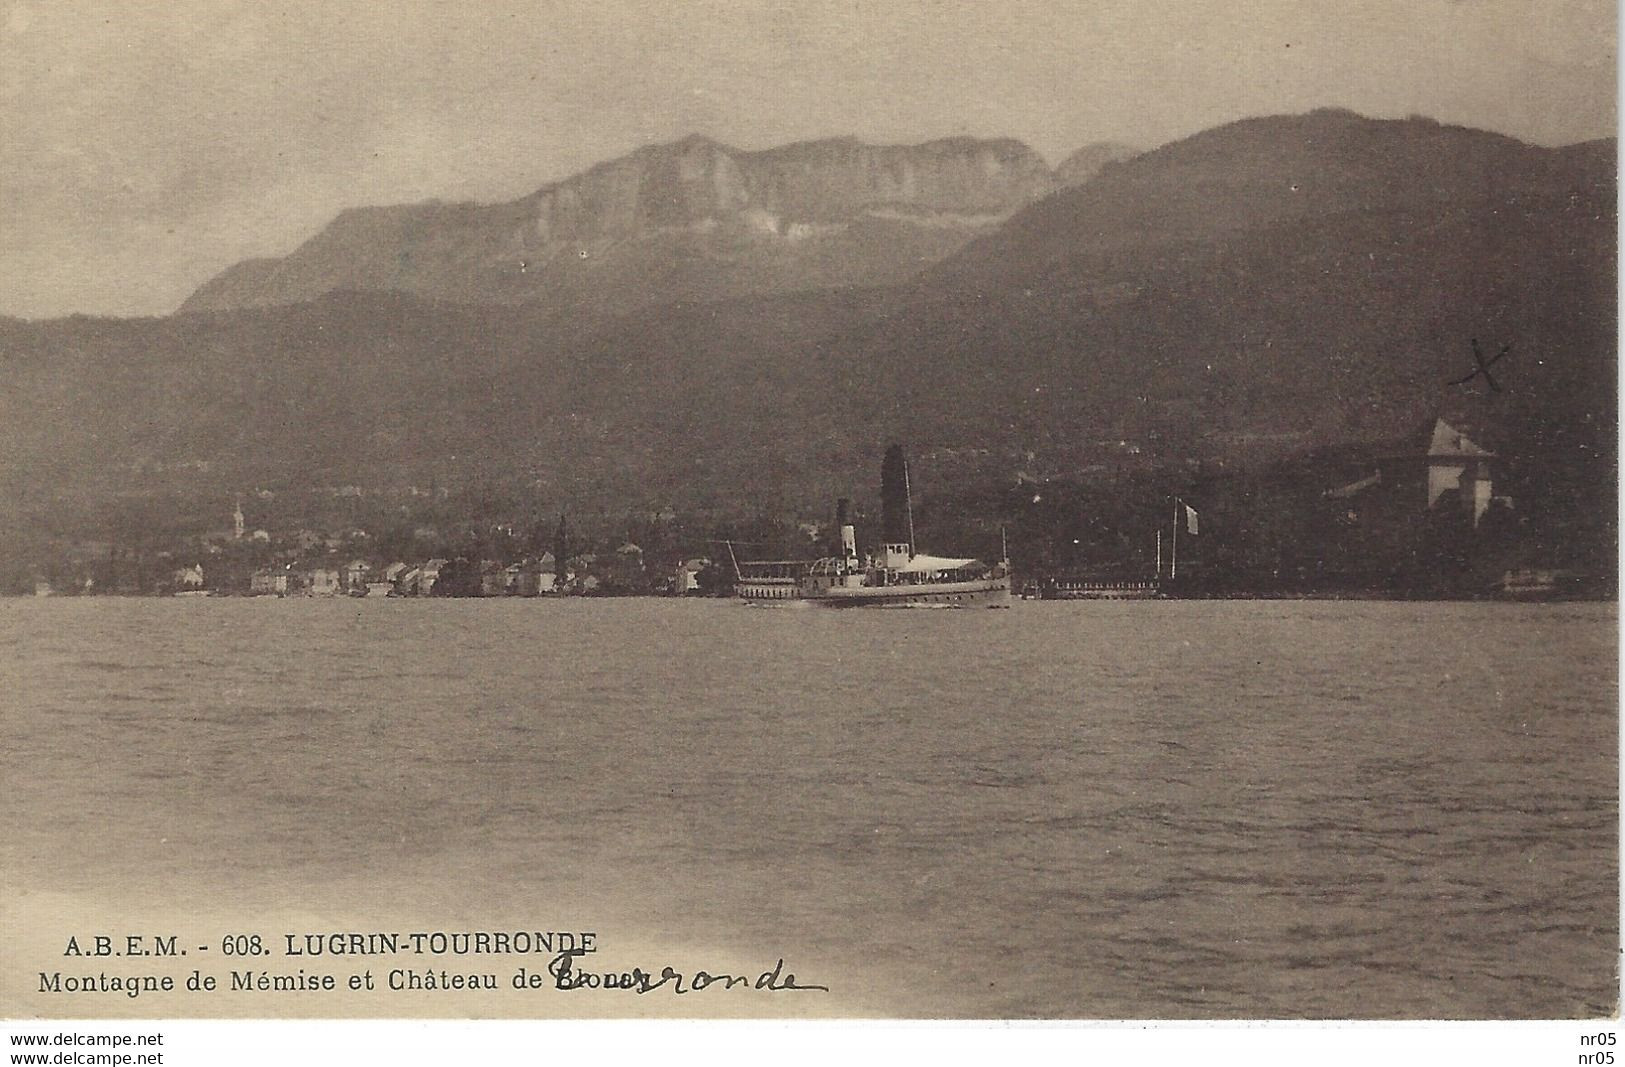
[1171,497,1179,580]
[1155,529,1162,580]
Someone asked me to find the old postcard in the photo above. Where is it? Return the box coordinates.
[0,0,1616,1050]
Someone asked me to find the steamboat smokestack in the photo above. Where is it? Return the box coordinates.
[880,444,915,555]
[836,498,856,559]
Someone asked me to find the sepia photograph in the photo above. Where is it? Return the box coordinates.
[0,0,1617,1054]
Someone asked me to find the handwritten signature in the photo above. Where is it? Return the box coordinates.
[548,951,828,994]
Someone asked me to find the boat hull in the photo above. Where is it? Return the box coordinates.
[803,576,1011,608]
[738,579,801,603]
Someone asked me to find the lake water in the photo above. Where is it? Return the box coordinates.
[1,598,1616,1019]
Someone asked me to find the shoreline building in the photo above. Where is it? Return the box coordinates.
[1330,416,1501,529]
[1414,417,1495,528]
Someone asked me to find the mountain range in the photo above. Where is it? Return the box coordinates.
[1,110,1614,535]
[180,135,1138,316]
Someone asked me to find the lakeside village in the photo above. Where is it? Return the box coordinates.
[20,501,734,600]
[10,416,1611,601]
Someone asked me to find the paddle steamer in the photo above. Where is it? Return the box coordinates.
[735,447,1010,608]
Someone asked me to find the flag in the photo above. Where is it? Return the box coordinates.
[1184,504,1199,535]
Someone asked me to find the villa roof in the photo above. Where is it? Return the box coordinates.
[1427,417,1493,460]
[1379,415,1496,463]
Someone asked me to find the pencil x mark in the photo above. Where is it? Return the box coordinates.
[1449,339,1511,393]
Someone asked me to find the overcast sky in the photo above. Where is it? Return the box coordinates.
[1,0,1615,319]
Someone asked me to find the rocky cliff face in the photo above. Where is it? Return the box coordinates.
[180,134,1059,314]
